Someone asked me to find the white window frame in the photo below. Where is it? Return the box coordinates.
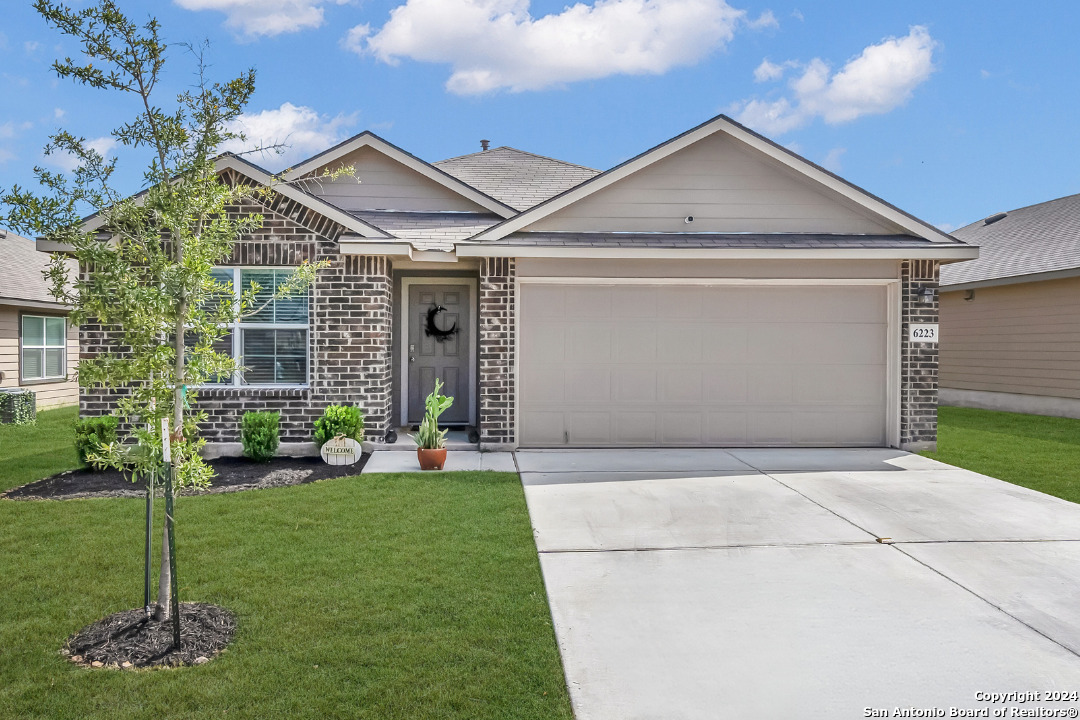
[20,314,68,383]
[206,267,310,388]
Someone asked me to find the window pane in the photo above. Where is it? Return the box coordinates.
[206,268,235,312]
[275,329,307,383]
[241,329,306,385]
[241,328,275,384]
[273,271,308,323]
[45,348,65,377]
[45,317,66,347]
[23,348,43,380]
[241,269,276,323]
[22,316,44,346]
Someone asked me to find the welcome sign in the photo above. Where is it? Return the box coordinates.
[320,436,362,466]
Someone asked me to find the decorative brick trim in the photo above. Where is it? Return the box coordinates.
[478,257,516,447]
[900,259,940,450]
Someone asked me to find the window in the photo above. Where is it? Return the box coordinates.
[21,315,67,382]
[205,268,309,386]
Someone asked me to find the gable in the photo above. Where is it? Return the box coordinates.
[300,146,493,214]
[526,131,901,235]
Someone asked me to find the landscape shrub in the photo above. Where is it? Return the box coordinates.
[74,415,119,467]
[314,405,364,448]
[241,411,280,462]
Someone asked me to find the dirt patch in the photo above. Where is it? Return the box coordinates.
[2,454,369,501]
[63,603,235,669]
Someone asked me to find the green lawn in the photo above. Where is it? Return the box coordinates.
[924,406,1080,504]
[0,407,572,720]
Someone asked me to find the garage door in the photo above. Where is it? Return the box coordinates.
[519,283,889,447]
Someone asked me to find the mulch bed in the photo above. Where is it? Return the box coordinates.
[2,454,369,501]
[63,603,236,669]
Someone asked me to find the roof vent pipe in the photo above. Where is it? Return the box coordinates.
[480,139,490,151]
[983,212,1008,225]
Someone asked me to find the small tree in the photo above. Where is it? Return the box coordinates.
[2,1,331,645]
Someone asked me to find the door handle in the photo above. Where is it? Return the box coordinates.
[409,356,416,362]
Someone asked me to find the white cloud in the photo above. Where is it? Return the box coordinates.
[980,69,991,79]
[173,0,350,38]
[54,108,66,119]
[49,136,118,173]
[822,146,845,172]
[219,102,357,168]
[753,58,791,82]
[347,0,746,95]
[791,8,803,21]
[746,10,777,29]
[24,41,41,53]
[0,147,14,164]
[733,25,936,135]
[936,222,956,233]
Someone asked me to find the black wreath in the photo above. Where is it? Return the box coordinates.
[424,305,459,343]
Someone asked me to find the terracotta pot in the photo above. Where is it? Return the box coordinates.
[417,448,447,471]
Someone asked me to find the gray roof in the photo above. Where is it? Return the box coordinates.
[471,232,954,249]
[941,193,1080,286]
[0,231,68,306]
[434,147,599,211]
[350,210,503,251]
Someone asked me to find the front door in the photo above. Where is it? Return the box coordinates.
[407,283,471,425]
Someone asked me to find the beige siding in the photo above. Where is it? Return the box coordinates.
[528,132,902,234]
[939,276,1080,400]
[304,146,489,212]
[516,258,901,280]
[0,306,79,410]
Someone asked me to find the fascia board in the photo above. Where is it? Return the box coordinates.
[282,133,517,219]
[338,240,414,258]
[454,244,981,261]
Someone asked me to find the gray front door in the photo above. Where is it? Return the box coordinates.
[408,283,471,425]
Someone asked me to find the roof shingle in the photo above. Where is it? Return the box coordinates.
[941,193,1080,286]
[0,231,68,306]
[434,147,599,211]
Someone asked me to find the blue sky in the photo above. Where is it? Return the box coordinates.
[2,0,1078,232]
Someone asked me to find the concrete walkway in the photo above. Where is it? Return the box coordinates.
[518,449,1080,720]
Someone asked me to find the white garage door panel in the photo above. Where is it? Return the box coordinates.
[520,283,890,448]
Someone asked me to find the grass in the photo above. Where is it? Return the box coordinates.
[924,406,1080,504]
[0,407,572,720]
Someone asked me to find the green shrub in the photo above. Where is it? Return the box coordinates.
[314,405,364,448]
[0,389,37,425]
[241,411,280,462]
[74,415,119,467]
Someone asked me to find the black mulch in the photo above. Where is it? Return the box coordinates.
[64,603,236,669]
[3,454,369,501]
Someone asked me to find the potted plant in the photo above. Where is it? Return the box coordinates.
[412,379,454,470]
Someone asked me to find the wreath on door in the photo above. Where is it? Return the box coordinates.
[425,305,459,343]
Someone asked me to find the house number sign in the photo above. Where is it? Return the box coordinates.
[908,323,939,343]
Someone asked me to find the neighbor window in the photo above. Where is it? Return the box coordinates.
[21,315,67,382]
[204,268,309,386]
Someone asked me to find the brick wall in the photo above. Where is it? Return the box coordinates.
[477,257,515,448]
[80,188,395,445]
[900,259,940,451]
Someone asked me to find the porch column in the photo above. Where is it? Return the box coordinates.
[313,254,394,440]
[900,259,940,452]
[478,257,516,449]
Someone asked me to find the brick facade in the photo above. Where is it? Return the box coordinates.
[900,259,940,451]
[80,189,395,444]
[477,257,516,448]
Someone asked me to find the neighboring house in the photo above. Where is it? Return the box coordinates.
[52,114,977,451]
[939,193,1080,419]
[0,229,79,409]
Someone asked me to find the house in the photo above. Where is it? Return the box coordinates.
[939,193,1080,419]
[59,114,977,451]
[0,229,79,409]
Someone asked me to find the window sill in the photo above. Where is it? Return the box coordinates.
[20,376,70,386]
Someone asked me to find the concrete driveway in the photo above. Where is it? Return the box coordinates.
[517,449,1080,720]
